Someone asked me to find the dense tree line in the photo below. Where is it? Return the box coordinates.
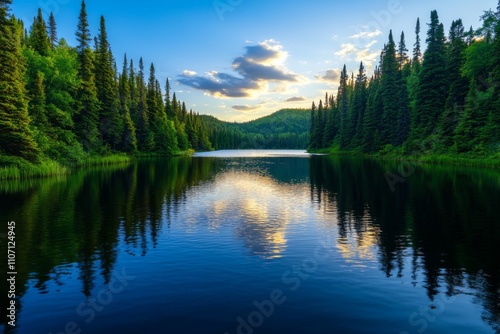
[0,0,212,168]
[202,109,310,150]
[310,5,500,157]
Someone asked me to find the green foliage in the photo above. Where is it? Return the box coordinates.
[74,0,100,151]
[0,8,40,162]
[381,31,401,146]
[28,8,50,56]
[412,11,448,141]
[0,1,224,178]
[95,16,121,151]
[309,8,500,163]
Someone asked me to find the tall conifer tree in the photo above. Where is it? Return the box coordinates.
[412,11,448,143]
[74,0,100,151]
[0,1,39,161]
[96,16,121,150]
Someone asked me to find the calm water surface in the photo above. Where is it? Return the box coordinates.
[0,150,499,334]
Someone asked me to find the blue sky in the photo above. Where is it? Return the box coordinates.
[11,0,496,121]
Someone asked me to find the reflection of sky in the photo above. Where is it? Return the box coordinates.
[178,170,310,259]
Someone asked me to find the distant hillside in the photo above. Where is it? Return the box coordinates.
[200,109,310,150]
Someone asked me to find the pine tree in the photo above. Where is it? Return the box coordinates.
[95,16,121,150]
[397,31,409,70]
[0,2,39,161]
[48,12,57,49]
[147,63,177,153]
[413,18,422,69]
[351,62,368,148]
[136,57,153,151]
[309,101,316,147]
[338,65,349,149]
[29,8,50,56]
[165,78,174,119]
[440,19,469,147]
[118,54,137,153]
[362,69,382,152]
[412,11,448,143]
[74,0,100,151]
[380,30,400,146]
[322,99,336,147]
[313,100,324,148]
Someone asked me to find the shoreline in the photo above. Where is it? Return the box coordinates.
[0,150,196,180]
[307,148,500,169]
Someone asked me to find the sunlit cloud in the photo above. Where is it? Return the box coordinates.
[182,70,197,76]
[334,41,380,69]
[285,96,307,102]
[350,30,382,39]
[178,40,304,99]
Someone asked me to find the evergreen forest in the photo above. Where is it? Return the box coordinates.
[309,7,500,164]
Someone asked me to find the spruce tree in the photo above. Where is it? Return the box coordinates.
[397,31,409,70]
[352,62,368,148]
[313,100,324,148]
[0,1,40,162]
[96,16,121,150]
[74,0,100,151]
[309,101,316,148]
[118,54,137,153]
[413,18,422,70]
[362,69,383,152]
[48,12,57,49]
[380,30,400,146]
[165,78,174,119]
[147,63,177,153]
[440,19,469,147]
[323,99,336,147]
[412,11,448,143]
[29,8,50,56]
[136,57,153,151]
[338,65,349,149]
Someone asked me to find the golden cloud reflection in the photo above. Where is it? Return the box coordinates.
[187,170,309,259]
[317,202,380,268]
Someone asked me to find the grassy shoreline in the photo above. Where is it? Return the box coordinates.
[308,147,500,168]
[0,150,196,180]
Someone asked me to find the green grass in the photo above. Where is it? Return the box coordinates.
[0,157,69,180]
[75,153,133,167]
[0,150,198,180]
[135,149,195,158]
[0,153,133,180]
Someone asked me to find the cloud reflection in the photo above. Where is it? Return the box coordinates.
[182,170,309,259]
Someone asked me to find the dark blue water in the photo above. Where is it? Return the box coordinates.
[0,151,499,334]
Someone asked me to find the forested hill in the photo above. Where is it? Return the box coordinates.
[200,109,310,150]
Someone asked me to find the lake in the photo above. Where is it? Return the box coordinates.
[0,150,499,334]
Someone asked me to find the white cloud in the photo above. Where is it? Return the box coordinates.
[334,40,380,69]
[182,70,197,76]
[178,40,306,99]
[350,30,382,39]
